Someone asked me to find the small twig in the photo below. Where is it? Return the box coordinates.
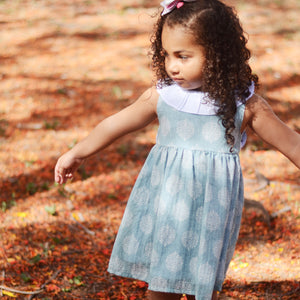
[270,206,292,218]
[70,215,95,236]
[1,270,4,297]
[62,249,84,255]
[0,269,61,298]
[28,269,61,300]
[41,269,61,289]
[0,285,43,295]
[254,171,270,192]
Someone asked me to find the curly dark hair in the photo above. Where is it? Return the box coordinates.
[151,0,259,147]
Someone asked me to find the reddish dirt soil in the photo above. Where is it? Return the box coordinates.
[0,0,299,299]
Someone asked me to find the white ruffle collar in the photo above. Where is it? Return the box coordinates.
[157,82,255,115]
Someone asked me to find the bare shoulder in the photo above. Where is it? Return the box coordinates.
[138,86,160,112]
[245,93,272,114]
[243,93,300,168]
[243,93,274,129]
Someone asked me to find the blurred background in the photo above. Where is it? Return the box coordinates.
[0,0,299,299]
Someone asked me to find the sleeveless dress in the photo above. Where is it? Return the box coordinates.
[108,83,254,300]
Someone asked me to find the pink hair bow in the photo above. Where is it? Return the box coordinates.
[160,0,196,16]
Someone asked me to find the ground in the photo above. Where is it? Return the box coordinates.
[0,0,299,299]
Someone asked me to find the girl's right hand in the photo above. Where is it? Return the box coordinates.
[54,87,159,185]
[54,151,84,184]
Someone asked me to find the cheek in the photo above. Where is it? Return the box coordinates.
[196,59,205,77]
[164,58,171,74]
[198,57,205,72]
[189,65,204,81]
[164,59,169,70]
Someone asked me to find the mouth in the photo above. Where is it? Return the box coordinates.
[172,78,184,83]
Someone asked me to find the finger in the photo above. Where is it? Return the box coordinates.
[55,165,66,184]
[54,168,61,183]
[55,172,63,184]
[58,174,63,184]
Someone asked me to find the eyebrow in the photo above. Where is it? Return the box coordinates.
[174,50,193,54]
[162,48,193,54]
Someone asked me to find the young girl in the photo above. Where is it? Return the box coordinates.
[54,0,300,299]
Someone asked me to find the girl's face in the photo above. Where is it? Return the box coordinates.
[162,24,205,90]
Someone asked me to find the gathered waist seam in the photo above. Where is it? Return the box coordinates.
[154,143,239,156]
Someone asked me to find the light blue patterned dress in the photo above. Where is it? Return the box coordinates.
[108,83,254,299]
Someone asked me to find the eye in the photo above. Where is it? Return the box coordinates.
[179,55,188,60]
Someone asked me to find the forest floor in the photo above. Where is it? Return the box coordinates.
[0,0,299,299]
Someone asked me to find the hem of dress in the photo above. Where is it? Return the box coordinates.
[108,269,195,295]
[108,269,223,295]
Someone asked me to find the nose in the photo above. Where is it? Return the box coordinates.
[166,58,179,75]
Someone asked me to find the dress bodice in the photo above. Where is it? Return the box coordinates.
[156,98,245,154]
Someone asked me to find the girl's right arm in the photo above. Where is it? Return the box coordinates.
[54,87,159,184]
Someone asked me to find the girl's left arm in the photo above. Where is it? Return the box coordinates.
[244,94,300,168]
